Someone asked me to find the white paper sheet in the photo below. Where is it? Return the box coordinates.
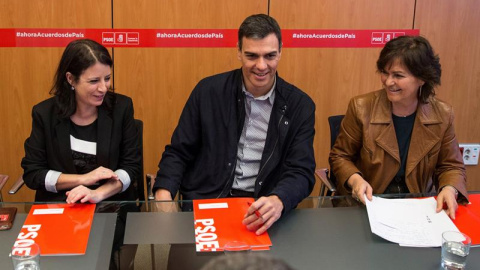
[365,195,459,247]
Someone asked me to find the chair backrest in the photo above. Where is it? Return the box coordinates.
[327,115,345,188]
[134,119,146,202]
[328,115,345,149]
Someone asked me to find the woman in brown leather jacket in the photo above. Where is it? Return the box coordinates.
[329,36,467,219]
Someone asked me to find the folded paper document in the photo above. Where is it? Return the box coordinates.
[365,196,458,247]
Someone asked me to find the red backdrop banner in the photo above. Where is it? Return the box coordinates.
[0,28,419,48]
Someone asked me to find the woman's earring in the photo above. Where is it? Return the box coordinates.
[71,86,75,91]
[418,85,423,98]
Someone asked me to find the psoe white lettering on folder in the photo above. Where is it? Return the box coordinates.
[365,195,459,247]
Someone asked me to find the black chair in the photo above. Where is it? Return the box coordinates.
[8,175,24,195]
[145,174,155,201]
[133,119,146,203]
[315,115,344,197]
[112,119,144,270]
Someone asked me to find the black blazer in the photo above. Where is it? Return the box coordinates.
[153,69,316,213]
[21,93,141,201]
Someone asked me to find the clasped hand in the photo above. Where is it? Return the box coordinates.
[66,185,102,204]
[81,166,119,186]
[66,166,120,204]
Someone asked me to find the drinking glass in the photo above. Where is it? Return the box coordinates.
[441,231,471,270]
[10,242,41,270]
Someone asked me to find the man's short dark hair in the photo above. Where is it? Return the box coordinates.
[238,14,282,51]
[200,253,295,270]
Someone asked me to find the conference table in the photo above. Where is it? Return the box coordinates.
[1,193,479,269]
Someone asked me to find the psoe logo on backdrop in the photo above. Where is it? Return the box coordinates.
[102,32,115,45]
[115,33,127,44]
[371,32,384,44]
[392,32,406,39]
[384,32,394,43]
[126,33,139,45]
[371,32,407,44]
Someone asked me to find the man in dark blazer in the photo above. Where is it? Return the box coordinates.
[153,14,316,235]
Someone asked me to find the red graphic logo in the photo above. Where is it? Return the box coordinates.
[384,32,394,43]
[371,32,383,44]
[127,32,139,45]
[115,33,126,44]
[371,32,407,44]
[102,32,115,45]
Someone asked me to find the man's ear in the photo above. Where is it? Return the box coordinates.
[237,45,242,61]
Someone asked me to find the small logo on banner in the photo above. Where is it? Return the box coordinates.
[371,32,406,44]
[102,32,139,45]
[102,32,115,45]
[384,33,394,43]
[115,33,126,44]
[393,32,406,38]
[371,32,384,44]
[127,33,139,44]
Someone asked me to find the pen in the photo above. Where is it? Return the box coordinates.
[247,201,261,218]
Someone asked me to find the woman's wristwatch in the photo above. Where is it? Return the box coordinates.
[442,185,458,199]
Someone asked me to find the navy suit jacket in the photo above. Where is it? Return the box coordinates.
[21,93,141,201]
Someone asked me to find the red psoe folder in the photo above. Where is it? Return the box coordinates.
[12,204,95,255]
[193,198,272,252]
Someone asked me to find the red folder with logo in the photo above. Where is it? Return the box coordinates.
[453,193,480,247]
[12,203,96,256]
[193,198,272,252]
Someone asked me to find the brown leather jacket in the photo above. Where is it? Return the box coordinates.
[329,90,468,202]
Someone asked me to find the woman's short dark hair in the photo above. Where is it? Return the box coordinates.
[238,14,282,51]
[376,35,441,103]
[50,39,114,118]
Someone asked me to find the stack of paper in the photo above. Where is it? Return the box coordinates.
[365,196,458,247]
[193,198,272,252]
